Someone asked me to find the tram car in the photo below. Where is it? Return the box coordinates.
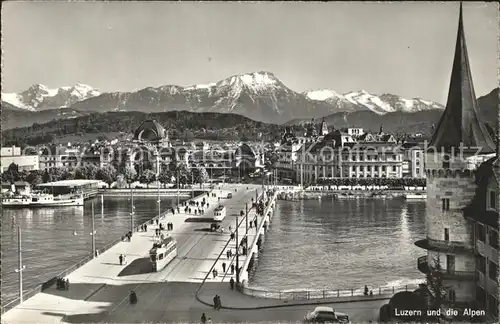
[211,205,226,232]
[149,236,178,272]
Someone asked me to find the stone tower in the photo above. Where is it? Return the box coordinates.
[415,3,496,305]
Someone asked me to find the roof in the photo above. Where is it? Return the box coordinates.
[314,306,334,313]
[134,120,168,142]
[37,179,101,187]
[429,4,495,153]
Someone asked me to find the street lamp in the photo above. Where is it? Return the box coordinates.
[73,201,97,257]
[15,226,26,303]
[130,188,135,233]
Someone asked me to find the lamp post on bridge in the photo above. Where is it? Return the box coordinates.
[74,202,97,257]
[15,226,26,303]
[235,216,239,284]
[130,187,135,233]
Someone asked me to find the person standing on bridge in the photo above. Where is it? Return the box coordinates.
[222,262,226,273]
[212,269,217,279]
[201,313,207,324]
[230,277,235,290]
[119,254,124,265]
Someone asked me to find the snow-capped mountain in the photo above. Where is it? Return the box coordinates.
[67,71,333,123]
[1,83,100,111]
[2,72,445,125]
[304,89,444,115]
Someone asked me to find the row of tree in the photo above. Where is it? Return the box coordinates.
[2,162,210,188]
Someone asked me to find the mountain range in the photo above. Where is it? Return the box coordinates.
[2,71,451,128]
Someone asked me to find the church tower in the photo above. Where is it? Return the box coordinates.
[320,118,329,136]
[415,3,496,306]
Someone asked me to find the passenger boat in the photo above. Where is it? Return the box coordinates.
[404,193,427,200]
[149,236,178,272]
[2,192,84,208]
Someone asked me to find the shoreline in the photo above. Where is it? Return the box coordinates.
[278,189,426,200]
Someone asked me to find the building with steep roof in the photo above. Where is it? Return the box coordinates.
[414,3,498,318]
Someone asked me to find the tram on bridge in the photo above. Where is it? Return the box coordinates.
[149,236,177,272]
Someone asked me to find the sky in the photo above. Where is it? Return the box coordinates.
[2,1,498,104]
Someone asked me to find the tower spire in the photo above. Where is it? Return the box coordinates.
[429,2,495,153]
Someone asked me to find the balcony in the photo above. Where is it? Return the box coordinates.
[414,237,473,254]
[417,256,475,280]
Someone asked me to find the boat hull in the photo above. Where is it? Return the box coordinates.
[2,198,84,208]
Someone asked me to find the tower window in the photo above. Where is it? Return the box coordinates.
[444,228,449,241]
[489,190,497,210]
[442,155,450,169]
[441,198,450,211]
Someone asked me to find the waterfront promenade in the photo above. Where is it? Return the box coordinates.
[2,184,392,323]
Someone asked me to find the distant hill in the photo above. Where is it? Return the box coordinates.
[1,111,280,147]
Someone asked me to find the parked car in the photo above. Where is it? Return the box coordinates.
[304,306,350,323]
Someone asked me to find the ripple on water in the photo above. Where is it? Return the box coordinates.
[249,198,426,291]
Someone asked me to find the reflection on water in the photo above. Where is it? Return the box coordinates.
[1,196,185,305]
[250,198,426,291]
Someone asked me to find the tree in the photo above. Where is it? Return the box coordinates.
[426,255,448,308]
[4,162,20,183]
[139,169,156,188]
[83,164,99,180]
[42,169,52,183]
[48,168,64,182]
[96,164,117,186]
[176,163,192,188]
[116,174,127,189]
[194,166,209,188]
[74,167,87,179]
[158,167,172,188]
[60,167,75,180]
[26,170,43,187]
[123,165,137,188]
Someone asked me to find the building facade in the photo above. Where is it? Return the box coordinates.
[1,146,39,173]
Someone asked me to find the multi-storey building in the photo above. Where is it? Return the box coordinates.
[463,157,499,320]
[0,146,39,173]
[401,141,426,178]
[415,3,497,316]
[340,142,403,178]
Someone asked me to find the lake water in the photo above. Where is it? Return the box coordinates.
[1,195,186,306]
[249,198,426,291]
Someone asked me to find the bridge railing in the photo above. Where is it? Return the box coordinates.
[240,191,277,279]
[240,282,424,300]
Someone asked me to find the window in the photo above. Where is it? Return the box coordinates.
[441,198,450,211]
[488,294,499,317]
[477,255,486,274]
[442,155,450,169]
[488,229,498,249]
[382,166,386,171]
[489,190,497,210]
[476,286,486,307]
[488,261,498,281]
[367,166,371,171]
[476,223,486,242]
[158,253,164,260]
[392,166,397,171]
[360,166,364,171]
[444,228,449,241]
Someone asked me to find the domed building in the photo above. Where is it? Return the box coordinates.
[129,119,176,174]
[133,119,170,148]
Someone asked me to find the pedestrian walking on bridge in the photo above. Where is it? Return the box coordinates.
[230,277,235,290]
[201,313,207,324]
[222,262,226,273]
[119,254,124,265]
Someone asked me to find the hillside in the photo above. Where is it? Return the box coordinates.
[1,111,280,147]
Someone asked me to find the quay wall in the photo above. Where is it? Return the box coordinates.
[0,189,209,315]
[99,188,198,197]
